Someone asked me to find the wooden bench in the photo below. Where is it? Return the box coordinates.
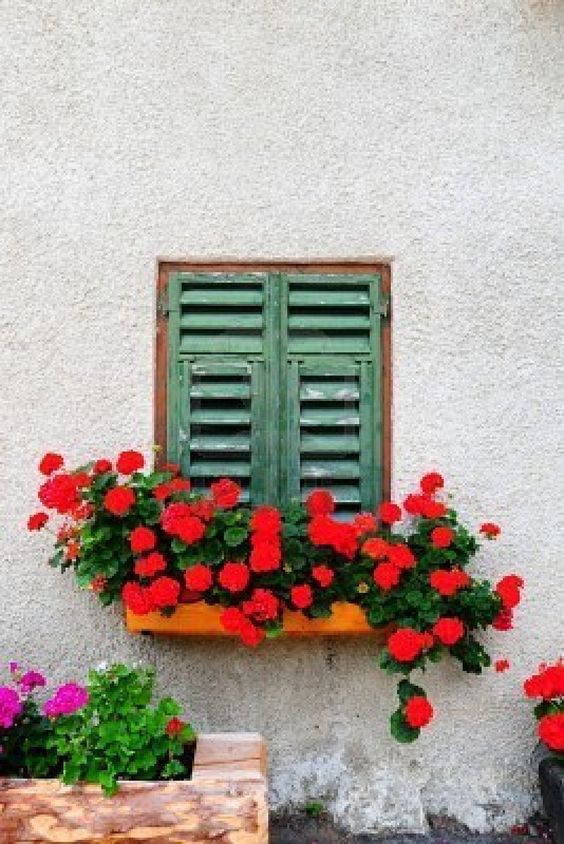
[0,733,268,843]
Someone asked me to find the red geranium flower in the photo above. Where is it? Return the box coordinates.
[153,483,172,501]
[220,606,246,633]
[420,498,447,519]
[148,576,181,609]
[104,486,136,517]
[495,659,510,673]
[116,450,145,475]
[387,628,430,663]
[493,608,514,631]
[189,499,215,522]
[134,552,167,578]
[353,512,377,537]
[420,472,444,495]
[308,516,357,559]
[161,502,192,533]
[378,501,402,524]
[93,458,112,474]
[239,621,266,647]
[373,562,401,591]
[538,712,564,752]
[250,505,282,536]
[306,489,335,517]
[312,565,334,588]
[168,477,191,494]
[480,522,501,539]
[361,537,389,560]
[249,542,281,573]
[524,661,564,699]
[39,473,80,514]
[175,516,206,545]
[211,478,241,509]
[184,564,213,592]
[242,588,279,622]
[73,472,92,489]
[405,695,434,728]
[403,493,426,516]
[218,562,250,593]
[129,526,157,555]
[122,582,154,615]
[27,512,48,531]
[429,568,470,597]
[165,717,185,737]
[430,526,455,549]
[432,617,465,646]
[496,575,524,610]
[387,544,416,570]
[39,452,64,476]
[291,584,313,610]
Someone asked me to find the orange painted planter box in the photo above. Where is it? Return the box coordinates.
[126,601,390,640]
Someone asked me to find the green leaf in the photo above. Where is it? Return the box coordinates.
[223,526,248,547]
[390,709,420,743]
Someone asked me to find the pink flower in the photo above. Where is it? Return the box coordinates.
[0,687,22,728]
[19,671,46,694]
[43,683,89,717]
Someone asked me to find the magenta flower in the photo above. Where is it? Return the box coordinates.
[43,683,89,718]
[0,687,22,728]
[19,671,46,695]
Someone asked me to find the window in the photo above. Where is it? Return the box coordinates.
[156,263,391,514]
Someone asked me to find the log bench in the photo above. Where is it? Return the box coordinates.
[0,732,268,843]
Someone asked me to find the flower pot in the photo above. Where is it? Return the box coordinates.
[539,754,564,844]
[126,600,391,640]
[0,732,268,843]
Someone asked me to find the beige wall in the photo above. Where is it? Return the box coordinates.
[1,0,562,833]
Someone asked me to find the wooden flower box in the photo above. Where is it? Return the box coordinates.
[0,733,268,843]
[126,600,390,640]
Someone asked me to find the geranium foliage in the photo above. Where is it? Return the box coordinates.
[30,452,523,741]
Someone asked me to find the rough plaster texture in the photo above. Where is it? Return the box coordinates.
[0,0,563,835]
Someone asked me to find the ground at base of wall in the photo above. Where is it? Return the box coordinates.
[269,814,554,844]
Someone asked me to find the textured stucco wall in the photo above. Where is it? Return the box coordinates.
[1,0,563,834]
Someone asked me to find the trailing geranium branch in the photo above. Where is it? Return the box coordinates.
[29,451,523,742]
[524,659,564,755]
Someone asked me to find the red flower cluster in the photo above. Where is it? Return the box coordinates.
[362,538,416,592]
[161,502,205,545]
[184,564,213,593]
[480,522,501,539]
[430,526,455,549]
[291,584,313,610]
[116,450,144,475]
[39,452,64,476]
[153,477,191,501]
[134,552,167,578]
[432,617,465,647]
[429,568,471,597]
[122,576,180,614]
[524,660,564,700]
[524,660,564,754]
[250,506,282,573]
[378,501,402,524]
[27,512,49,531]
[242,588,279,622]
[312,565,334,588]
[39,473,80,515]
[306,489,335,517]
[218,562,250,593]
[405,695,434,729]
[211,478,241,509]
[308,515,357,560]
[129,526,156,555]
[387,628,434,663]
[104,486,135,517]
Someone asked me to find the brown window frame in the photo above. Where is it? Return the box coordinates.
[154,259,392,501]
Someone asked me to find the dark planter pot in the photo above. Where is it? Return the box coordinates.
[539,753,564,844]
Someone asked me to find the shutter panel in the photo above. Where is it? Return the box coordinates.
[281,274,382,515]
[178,358,266,503]
[166,272,272,504]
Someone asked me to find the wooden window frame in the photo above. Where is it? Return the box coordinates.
[155,259,392,501]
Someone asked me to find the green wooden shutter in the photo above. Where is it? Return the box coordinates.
[165,271,384,511]
[166,272,275,503]
[280,274,382,515]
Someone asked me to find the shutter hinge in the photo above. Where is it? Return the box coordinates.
[379,293,391,319]
[157,292,169,317]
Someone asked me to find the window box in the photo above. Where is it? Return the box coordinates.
[126,600,391,640]
[0,733,268,843]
